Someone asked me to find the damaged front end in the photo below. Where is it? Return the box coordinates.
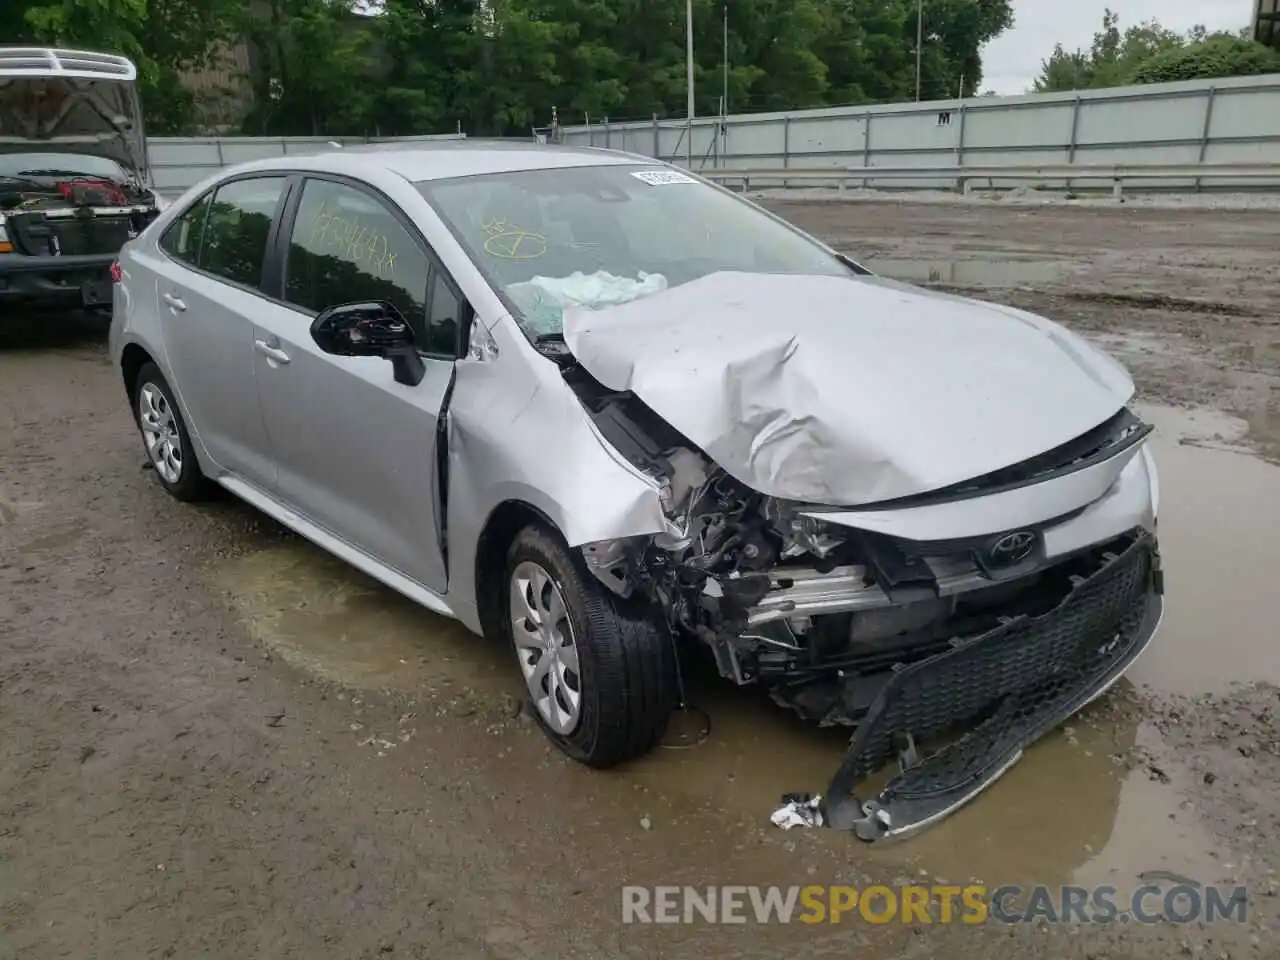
[565,362,1163,841]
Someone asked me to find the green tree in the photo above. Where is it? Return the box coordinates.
[1129,34,1280,85]
[815,0,915,104]
[236,0,376,136]
[919,0,1015,99]
[1032,8,1239,93]
[1,0,1024,137]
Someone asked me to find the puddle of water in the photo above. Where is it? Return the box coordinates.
[214,543,516,699]
[628,678,1222,890]
[1128,403,1280,695]
[865,257,1069,287]
[1069,722,1225,889]
[880,712,1223,889]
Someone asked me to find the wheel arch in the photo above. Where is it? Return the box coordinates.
[472,498,562,642]
[120,341,155,401]
[120,347,218,480]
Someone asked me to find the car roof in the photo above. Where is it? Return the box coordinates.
[237,140,658,184]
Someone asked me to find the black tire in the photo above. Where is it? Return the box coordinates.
[504,523,676,768]
[131,362,214,503]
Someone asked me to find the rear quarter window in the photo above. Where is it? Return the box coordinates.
[158,193,213,266]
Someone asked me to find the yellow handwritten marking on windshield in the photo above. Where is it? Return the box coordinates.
[480,217,547,260]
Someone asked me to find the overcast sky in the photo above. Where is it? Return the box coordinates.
[980,0,1256,94]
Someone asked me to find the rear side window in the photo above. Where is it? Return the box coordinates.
[284,178,430,338]
[159,193,212,266]
[199,177,287,288]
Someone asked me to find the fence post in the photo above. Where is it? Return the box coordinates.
[955,102,967,190]
[862,113,873,189]
[1195,86,1217,193]
[783,116,790,189]
[652,114,659,158]
[604,117,611,148]
[1067,95,1081,164]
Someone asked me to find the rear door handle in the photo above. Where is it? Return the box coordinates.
[254,339,291,365]
[162,293,187,312]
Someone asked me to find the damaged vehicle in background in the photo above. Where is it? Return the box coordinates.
[0,47,165,314]
[109,142,1164,842]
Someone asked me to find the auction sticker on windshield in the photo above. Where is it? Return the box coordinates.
[632,170,697,185]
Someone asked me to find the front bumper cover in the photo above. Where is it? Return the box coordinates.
[825,530,1163,840]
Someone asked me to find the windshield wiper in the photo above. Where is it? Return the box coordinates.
[837,253,873,276]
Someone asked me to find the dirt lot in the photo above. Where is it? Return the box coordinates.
[2,197,1278,959]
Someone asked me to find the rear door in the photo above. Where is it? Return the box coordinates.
[248,175,463,592]
[153,175,289,488]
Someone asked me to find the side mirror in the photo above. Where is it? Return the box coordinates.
[310,301,425,386]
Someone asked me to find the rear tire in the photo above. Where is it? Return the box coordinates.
[131,362,213,503]
[504,523,676,767]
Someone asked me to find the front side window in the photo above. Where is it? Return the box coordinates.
[199,176,287,288]
[159,192,212,266]
[417,165,852,338]
[284,178,430,341]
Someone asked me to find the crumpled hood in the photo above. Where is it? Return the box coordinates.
[562,271,1135,506]
[0,76,148,179]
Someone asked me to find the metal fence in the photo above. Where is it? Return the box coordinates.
[558,72,1280,190]
[147,133,466,197]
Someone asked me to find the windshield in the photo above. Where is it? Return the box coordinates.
[417,165,853,338]
[0,152,129,181]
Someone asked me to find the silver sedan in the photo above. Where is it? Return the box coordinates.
[109,142,1164,840]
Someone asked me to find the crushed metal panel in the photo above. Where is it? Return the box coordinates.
[562,271,1134,507]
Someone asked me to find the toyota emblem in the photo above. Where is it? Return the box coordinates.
[988,530,1037,566]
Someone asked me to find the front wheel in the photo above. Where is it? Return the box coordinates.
[505,523,676,768]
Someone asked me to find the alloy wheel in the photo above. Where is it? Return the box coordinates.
[510,560,583,734]
[138,382,183,484]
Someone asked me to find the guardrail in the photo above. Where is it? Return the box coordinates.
[700,162,1280,198]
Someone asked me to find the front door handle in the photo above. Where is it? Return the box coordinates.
[162,293,187,312]
[254,339,291,365]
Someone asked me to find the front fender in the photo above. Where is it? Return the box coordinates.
[443,348,668,631]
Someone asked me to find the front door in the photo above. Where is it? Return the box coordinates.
[250,176,465,592]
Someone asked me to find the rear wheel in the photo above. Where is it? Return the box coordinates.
[132,362,213,502]
[505,523,676,767]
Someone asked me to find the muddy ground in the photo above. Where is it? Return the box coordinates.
[2,197,1278,959]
